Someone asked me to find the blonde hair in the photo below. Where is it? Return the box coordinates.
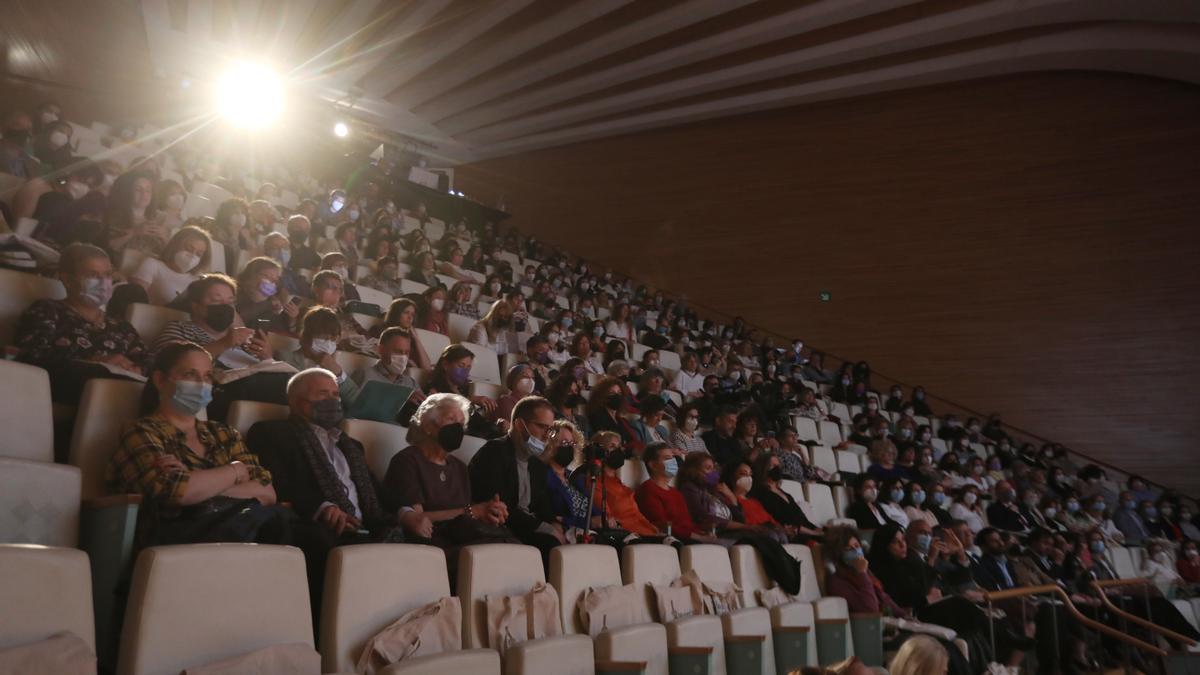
[889,635,948,675]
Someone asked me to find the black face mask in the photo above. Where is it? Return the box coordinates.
[565,394,586,407]
[767,466,784,482]
[288,229,308,245]
[438,422,465,451]
[605,393,622,411]
[605,451,626,470]
[553,444,575,467]
[311,398,344,429]
[205,303,235,331]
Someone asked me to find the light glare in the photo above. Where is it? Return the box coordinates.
[333,121,349,138]
[216,63,282,128]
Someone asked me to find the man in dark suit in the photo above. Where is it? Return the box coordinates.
[987,481,1032,533]
[468,395,563,565]
[971,527,1019,591]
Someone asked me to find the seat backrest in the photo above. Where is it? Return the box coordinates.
[793,417,819,442]
[0,459,81,547]
[818,421,842,445]
[334,350,376,379]
[226,400,290,437]
[457,544,545,649]
[784,544,823,603]
[0,360,54,462]
[730,545,772,607]
[621,543,681,621]
[1108,546,1138,579]
[620,458,649,490]
[342,418,409,482]
[125,303,188,344]
[680,544,735,585]
[399,278,430,296]
[321,544,451,673]
[118,544,313,675]
[657,349,681,373]
[804,483,839,526]
[836,450,862,475]
[780,479,807,506]
[549,544,622,634]
[0,544,94,651]
[68,378,146,499]
[451,434,487,466]
[0,268,66,345]
[354,285,392,313]
[447,313,476,343]
[463,342,502,385]
[414,327,450,364]
[810,446,838,476]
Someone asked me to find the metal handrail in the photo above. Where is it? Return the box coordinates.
[983,584,1167,657]
[1091,578,1198,646]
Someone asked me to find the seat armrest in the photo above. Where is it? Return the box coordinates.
[83,493,143,509]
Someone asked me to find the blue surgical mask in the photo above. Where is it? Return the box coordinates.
[912,491,926,504]
[525,427,546,456]
[915,534,932,553]
[890,489,905,503]
[663,458,679,477]
[842,547,864,565]
[1123,500,1136,510]
[1143,507,1158,520]
[1066,500,1081,513]
[171,380,213,416]
[1090,540,1105,554]
[933,493,946,506]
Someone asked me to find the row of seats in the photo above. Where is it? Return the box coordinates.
[2,540,855,675]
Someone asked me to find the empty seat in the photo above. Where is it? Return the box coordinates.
[0,544,94,654]
[457,544,594,674]
[680,544,776,675]
[462,342,502,385]
[1108,546,1138,579]
[621,543,725,675]
[117,544,315,675]
[835,450,863,476]
[0,360,54,462]
[803,483,839,527]
[225,400,290,437]
[729,545,817,670]
[321,544,499,674]
[550,544,668,675]
[125,303,188,344]
[400,278,431,296]
[809,446,838,476]
[355,285,393,313]
[448,313,476,343]
[0,458,81,547]
[0,267,66,346]
[813,596,854,666]
[793,417,820,443]
[68,378,145,499]
[343,418,409,482]
[414,328,450,364]
[817,421,842,445]
[334,350,377,379]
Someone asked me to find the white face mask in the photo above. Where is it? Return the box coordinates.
[547,331,561,344]
[66,180,88,200]
[683,417,699,432]
[80,276,113,307]
[166,194,185,211]
[430,298,445,311]
[736,476,753,493]
[229,213,246,228]
[173,250,201,272]
[963,493,978,506]
[333,266,349,280]
[514,377,535,395]
[41,111,58,124]
[49,131,68,148]
[310,338,337,355]
[388,353,409,372]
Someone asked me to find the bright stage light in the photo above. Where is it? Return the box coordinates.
[333,121,349,138]
[216,63,282,128]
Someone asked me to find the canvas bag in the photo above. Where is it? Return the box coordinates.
[485,582,562,656]
[0,632,95,675]
[355,597,462,674]
[577,583,648,636]
[181,643,320,675]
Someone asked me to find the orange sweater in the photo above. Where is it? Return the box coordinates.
[591,474,658,536]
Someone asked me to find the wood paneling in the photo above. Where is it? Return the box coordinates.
[455,73,1200,495]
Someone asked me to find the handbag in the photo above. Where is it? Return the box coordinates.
[154,496,296,546]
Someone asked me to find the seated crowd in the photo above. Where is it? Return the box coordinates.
[5,102,1200,674]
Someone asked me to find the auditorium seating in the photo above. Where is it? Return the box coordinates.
[0,267,65,346]
[0,359,54,462]
[0,458,80,547]
[0,544,95,653]
[681,544,776,675]
[117,543,315,675]
[125,302,188,344]
[225,400,290,437]
[728,544,818,670]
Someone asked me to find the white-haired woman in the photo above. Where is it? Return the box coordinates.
[889,635,949,675]
[381,393,511,553]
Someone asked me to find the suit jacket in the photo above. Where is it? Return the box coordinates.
[1012,553,1059,588]
[468,435,554,540]
[246,418,391,533]
[846,501,895,531]
[987,503,1031,533]
[971,554,1018,591]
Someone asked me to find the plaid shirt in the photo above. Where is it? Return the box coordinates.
[107,415,271,519]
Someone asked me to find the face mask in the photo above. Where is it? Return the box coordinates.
[766,467,784,482]
[226,212,247,229]
[899,428,913,439]
[438,422,465,451]
[703,470,720,487]
[450,366,470,386]
[605,393,622,411]
[1122,499,1136,510]
[274,248,291,266]
[1091,502,1106,512]
[561,317,573,329]
[41,112,58,125]
[912,491,925,504]
[514,377,535,395]
[166,194,185,211]
[389,354,409,372]
[1066,501,1080,513]
[258,279,277,297]
[289,230,308,245]
[204,304,235,331]
[525,423,546,456]
[862,489,877,503]
[547,331,561,345]
[1188,549,1199,559]
[1044,507,1058,519]
[888,489,903,503]
[592,325,604,337]
[66,180,89,200]
[683,417,698,432]
[347,208,360,221]
[663,457,679,477]
[330,198,345,213]
[490,282,502,293]
[915,534,932,553]
[174,250,201,272]
[972,465,984,475]
[49,131,68,148]
[170,380,213,416]
[1089,540,1105,554]
[80,276,113,307]
[605,451,626,470]
[963,493,978,506]
[553,444,575,467]
[1144,507,1158,520]
[736,476,753,493]
[933,493,946,506]
[842,547,864,565]
[1001,490,1016,502]
[333,266,349,280]
[309,398,344,429]
[310,338,337,355]
[430,298,445,312]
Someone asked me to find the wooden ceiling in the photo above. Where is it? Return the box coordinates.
[58,0,1200,163]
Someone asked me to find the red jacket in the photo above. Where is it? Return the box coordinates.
[636,480,697,539]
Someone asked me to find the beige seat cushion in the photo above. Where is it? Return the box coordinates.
[0,360,54,462]
[356,597,461,674]
[181,643,319,674]
[0,631,95,675]
[0,459,81,547]
[0,545,94,652]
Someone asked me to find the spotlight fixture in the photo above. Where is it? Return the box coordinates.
[333,121,349,138]
[215,62,282,128]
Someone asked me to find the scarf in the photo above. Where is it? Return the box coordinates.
[290,416,385,525]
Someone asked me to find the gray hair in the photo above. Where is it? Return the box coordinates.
[406,392,471,443]
[286,367,337,402]
[606,359,629,376]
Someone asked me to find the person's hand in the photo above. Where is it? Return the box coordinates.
[962,588,986,603]
[714,482,736,504]
[319,352,343,376]
[410,389,427,404]
[320,504,360,535]
[1050,548,1066,565]
[403,512,434,539]
[246,331,272,360]
[281,297,300,319]
[496,419,510,433]
[547,522,568,544]
[483,494,509,525]
[852,556,870,574]
[926,587,944,604]
[222,326,255,350]
[784,524,798,539]
[154,454,186,474]
[471,395,496,413]
[140,220,167,241]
